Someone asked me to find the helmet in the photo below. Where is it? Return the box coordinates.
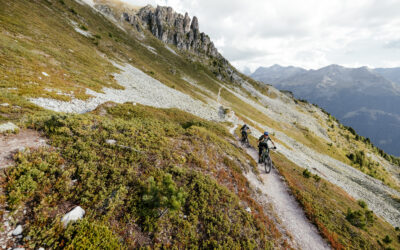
[264,131,269,136]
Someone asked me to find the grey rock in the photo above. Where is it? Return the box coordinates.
[12,225,23,236]
[183,13,191,33]
[0,122,19,133]
[190,16,199,32]
[94,4,242,84]
[106,139,117,145]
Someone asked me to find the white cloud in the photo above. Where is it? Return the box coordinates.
[122,0,400,72]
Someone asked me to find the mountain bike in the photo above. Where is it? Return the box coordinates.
[240,131,250,147]
[260,146,274,173]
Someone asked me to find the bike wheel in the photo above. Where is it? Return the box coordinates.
[245,138,250,147]
[264,155,272,173]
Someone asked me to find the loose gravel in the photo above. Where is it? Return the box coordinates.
[30,63,223,121]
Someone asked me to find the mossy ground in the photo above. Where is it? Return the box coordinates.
[1,103,285,249]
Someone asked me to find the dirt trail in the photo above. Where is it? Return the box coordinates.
[230,125,329,250]
[0,130,47,169]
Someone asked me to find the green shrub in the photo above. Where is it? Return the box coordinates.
[139,173,186,231]
[80,25,88,31]
[358,200,367,209]
[302,169,311,178]
[69,8,77,15]
[63,219,124,249]
[346,208,374,229]
[383,235,392,244]
[313,174,321,182]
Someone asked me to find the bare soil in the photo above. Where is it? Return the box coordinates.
[0,129,47,169]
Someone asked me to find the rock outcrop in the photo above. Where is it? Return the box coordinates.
[119,5,219,58]
[94,3,244,84]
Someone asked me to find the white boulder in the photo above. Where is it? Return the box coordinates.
[12,225,23,236]
[61,206,85,227]
[0,122,19,133]
[105,139,116,145]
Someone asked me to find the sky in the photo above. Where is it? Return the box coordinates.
[121,0,400,73]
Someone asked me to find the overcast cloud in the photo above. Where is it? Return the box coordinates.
[123,0,400,72]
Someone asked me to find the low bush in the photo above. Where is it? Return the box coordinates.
[302,169,311,178]
[4,104,275,248]
[345,208,374,229]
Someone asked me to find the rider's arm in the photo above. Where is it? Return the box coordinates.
[270,138,277,148]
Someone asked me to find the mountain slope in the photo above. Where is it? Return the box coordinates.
[252,64,400,156]
[1,0,400,249]
[252,64,307,84]
[374,67,400,85]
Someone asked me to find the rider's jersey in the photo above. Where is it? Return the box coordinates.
[258,135,271,146]
[241,125,249,132]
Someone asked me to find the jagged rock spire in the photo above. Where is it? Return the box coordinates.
[117,5,219,58]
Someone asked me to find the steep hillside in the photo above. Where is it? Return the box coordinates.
[252,64,400,156]
[1,0,400,249]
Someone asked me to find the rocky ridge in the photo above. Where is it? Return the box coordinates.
[93,2,244,84]
[121,5,219,58]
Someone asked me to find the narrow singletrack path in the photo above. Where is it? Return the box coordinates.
[230,125,330,249]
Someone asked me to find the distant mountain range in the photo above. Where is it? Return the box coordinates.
[252,64,400,156]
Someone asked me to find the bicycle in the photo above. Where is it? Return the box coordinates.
[260,146,275,173]
[240,131,250,147]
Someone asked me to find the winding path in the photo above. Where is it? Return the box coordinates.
[230,125,330,250]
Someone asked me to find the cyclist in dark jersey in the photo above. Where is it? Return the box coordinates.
[258,131,276,163]
[240,124,250,142]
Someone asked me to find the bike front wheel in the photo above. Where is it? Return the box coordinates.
[264,155,272,173]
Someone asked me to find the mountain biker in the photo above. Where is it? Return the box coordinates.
[240,124,250,142]
[258,131,276,163]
